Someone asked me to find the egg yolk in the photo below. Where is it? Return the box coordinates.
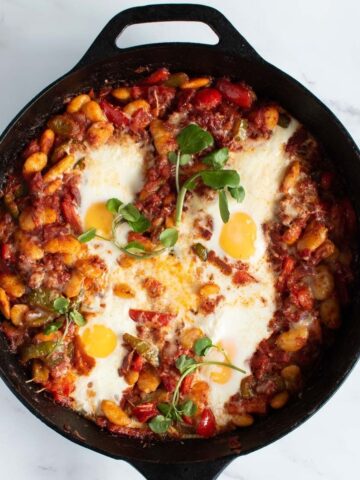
[210,342,236,384]
[84,202,113,239]
[81,324,117,358]
[219,212,256,260]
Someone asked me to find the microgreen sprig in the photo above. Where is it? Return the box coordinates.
[169,124,213,193]
[78,194,178,259]
[107,199,151,234]
[193,336,232,364]
[169,123,245,226]
[43,296,86,336]
[43,296,86,356]
[168,151,192,193]
[148,335,245,434]
[175,168,242,225]
[119,226,178,258]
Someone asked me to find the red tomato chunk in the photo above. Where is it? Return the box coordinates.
[193,88,222,110]
[217,79,254,108]
[196,407,216,437]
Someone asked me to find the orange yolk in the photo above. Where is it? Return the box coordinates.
[85,202,113,239]
[81,324,117,358]
[210,342,236,384]
[219,212,256,260]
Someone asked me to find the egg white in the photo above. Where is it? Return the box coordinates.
[72,288,136,415]
[72,136,149,415]
[77,136,147,223]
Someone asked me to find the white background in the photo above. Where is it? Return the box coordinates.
[0,1,359,479]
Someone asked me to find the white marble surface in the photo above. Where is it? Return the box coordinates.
[0,0,359,478]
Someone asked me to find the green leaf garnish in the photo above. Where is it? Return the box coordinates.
[176,124,214,154]
[183,175,200,191]
[109,199,150,234]
[129,215,151,233]
[69,310,86,327]
[168,151,178,164]
[228,185,245,203]
[157,402,174,417]
[202,147,229,169]
[119,203,141,223]
[173,150,192,193]
[193,336,213,356]
[53,297,70,314]
[44,294,87,358]
[78,228,96,243]
[157,402,181,421]
[175,170,242,226]
[201,170,240,189]
[175,171,201,225]
[121,241,147,255]
[157,400,196,422]
[106,198,123,214]
[45,297,87,356]
[175,354,196,374]
[179,399,197,417]
[179,153,192,165]
[113,203,151,234]
[159,228,178,248]
[120,242,167,259]
[219,190,230,223]
[148,415,172,434]
[169,150,192,166]
[43,319,64,335]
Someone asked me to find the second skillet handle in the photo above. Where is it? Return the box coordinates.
[76,3,260,68]
[130,458,232,480]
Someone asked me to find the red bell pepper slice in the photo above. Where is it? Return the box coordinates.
[129,309,175,326]
[131,353,144,372]
[180,373,194,395]
[143,68,170,85]
[232,270,255,285]
[61,199,82,234]
[133,403,158,423]
[1,244,14,263]
[182,415,194,425]
[99,100,129,127]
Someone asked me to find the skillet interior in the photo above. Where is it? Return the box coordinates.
[0,4,359,478]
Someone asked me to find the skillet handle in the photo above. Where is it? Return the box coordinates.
[129,457,232,480]
[75,3,260,68]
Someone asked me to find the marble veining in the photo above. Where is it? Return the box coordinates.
[328,100,360,120]
[0,0,359,479]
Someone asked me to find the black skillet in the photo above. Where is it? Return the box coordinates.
[0,4,359,480]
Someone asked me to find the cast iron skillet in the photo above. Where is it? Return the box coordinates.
[0,4,359,479]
